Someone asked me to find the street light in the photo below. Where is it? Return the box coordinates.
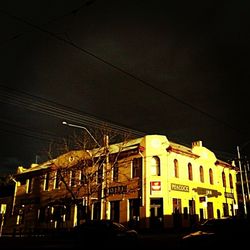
[9,176,17,216]
[62,121,101,147]
[62,121,109,220]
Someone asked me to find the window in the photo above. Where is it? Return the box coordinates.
[200,166,204,183]
[54,170,61,189]
[17,208,25,225]
[70,170,76,187]
[223,203,229,217]
[129,199,140,223]
[229,174,233,189]
[209,168,214,185]
[97,165,103,184]
[173,198,182,213]
[110,200,120,222]
[113,162,119,182]
[188,163,193,180]
[189,199,196,215]
[174,159,179,178]
[93,202,101,220]
[38,207,46,223]
[132,158,142,178]
[26,178,32,193]
[44,172,50,191]
[222,172,226,187]
[79,169,87,185]
[172,198,182,227]
[150,156,160,176]
[46,206,54,222]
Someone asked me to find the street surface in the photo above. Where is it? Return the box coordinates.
[0,230,185,249]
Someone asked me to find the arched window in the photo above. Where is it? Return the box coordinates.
[209,168,214,185]
[229,173,233,189]
[188,163,193,180]
[150,156,160,176]
[222,172,226,187]
[174,159,179,178]
[200,166,204,183]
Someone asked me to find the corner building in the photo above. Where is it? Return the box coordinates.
[7,135,238,233]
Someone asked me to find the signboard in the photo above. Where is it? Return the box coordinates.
[192,187,221,197]
[171,183,189,192]
[150,181,161,192]
[108,185,127,195]
[199,196,207,203]
[224,192,234,199]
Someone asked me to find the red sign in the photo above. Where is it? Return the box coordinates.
[150,181,161,191]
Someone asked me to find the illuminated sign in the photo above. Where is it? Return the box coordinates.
[171,183,189,192]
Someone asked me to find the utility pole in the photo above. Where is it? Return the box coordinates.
[244,158,250,201]
[237,146,247,216]
[102,135,109,220]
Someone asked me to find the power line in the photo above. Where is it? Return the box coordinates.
[0,85,145,137]
[0,0,95,47]
[0,118,60,142]
[0,127,53,143]
[0,8,243,135]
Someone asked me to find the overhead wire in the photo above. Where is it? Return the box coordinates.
[0,85,145,137]
[0,118,60,142]
[0,8,244,136]
[0,0,95,47]
[0,7,245,162]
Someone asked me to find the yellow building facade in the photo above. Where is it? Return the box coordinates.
[2,134,238,234]
[140,135,238,229]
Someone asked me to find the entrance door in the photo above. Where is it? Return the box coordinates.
[150,198,163,229]
[207,202,214,219]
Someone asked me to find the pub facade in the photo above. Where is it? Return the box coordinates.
[2,135,238,234]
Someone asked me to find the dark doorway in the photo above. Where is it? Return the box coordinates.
[150,198,163,229]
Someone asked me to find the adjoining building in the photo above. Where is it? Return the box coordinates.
[1,135,238,234]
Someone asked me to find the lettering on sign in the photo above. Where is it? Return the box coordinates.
[108,185,127,195]
[192,187,221,197]
[171,183,189,192]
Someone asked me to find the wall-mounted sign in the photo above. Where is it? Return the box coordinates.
[108,185,127,195]
[150,181,161,192]
[171,183,189,192]
[224,192,234,199]
[199,196,207,203]
[192,187,221,197]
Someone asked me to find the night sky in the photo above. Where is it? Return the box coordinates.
[1,0,250,174]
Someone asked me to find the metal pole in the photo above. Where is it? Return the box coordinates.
[102,135,109,220]
[10,177,18,215]
[244,159,250,201]
[237,146,247,216]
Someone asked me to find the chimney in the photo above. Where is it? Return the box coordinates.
[192,140,202,148]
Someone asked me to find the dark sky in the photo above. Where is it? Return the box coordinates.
[1,0,250,175]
